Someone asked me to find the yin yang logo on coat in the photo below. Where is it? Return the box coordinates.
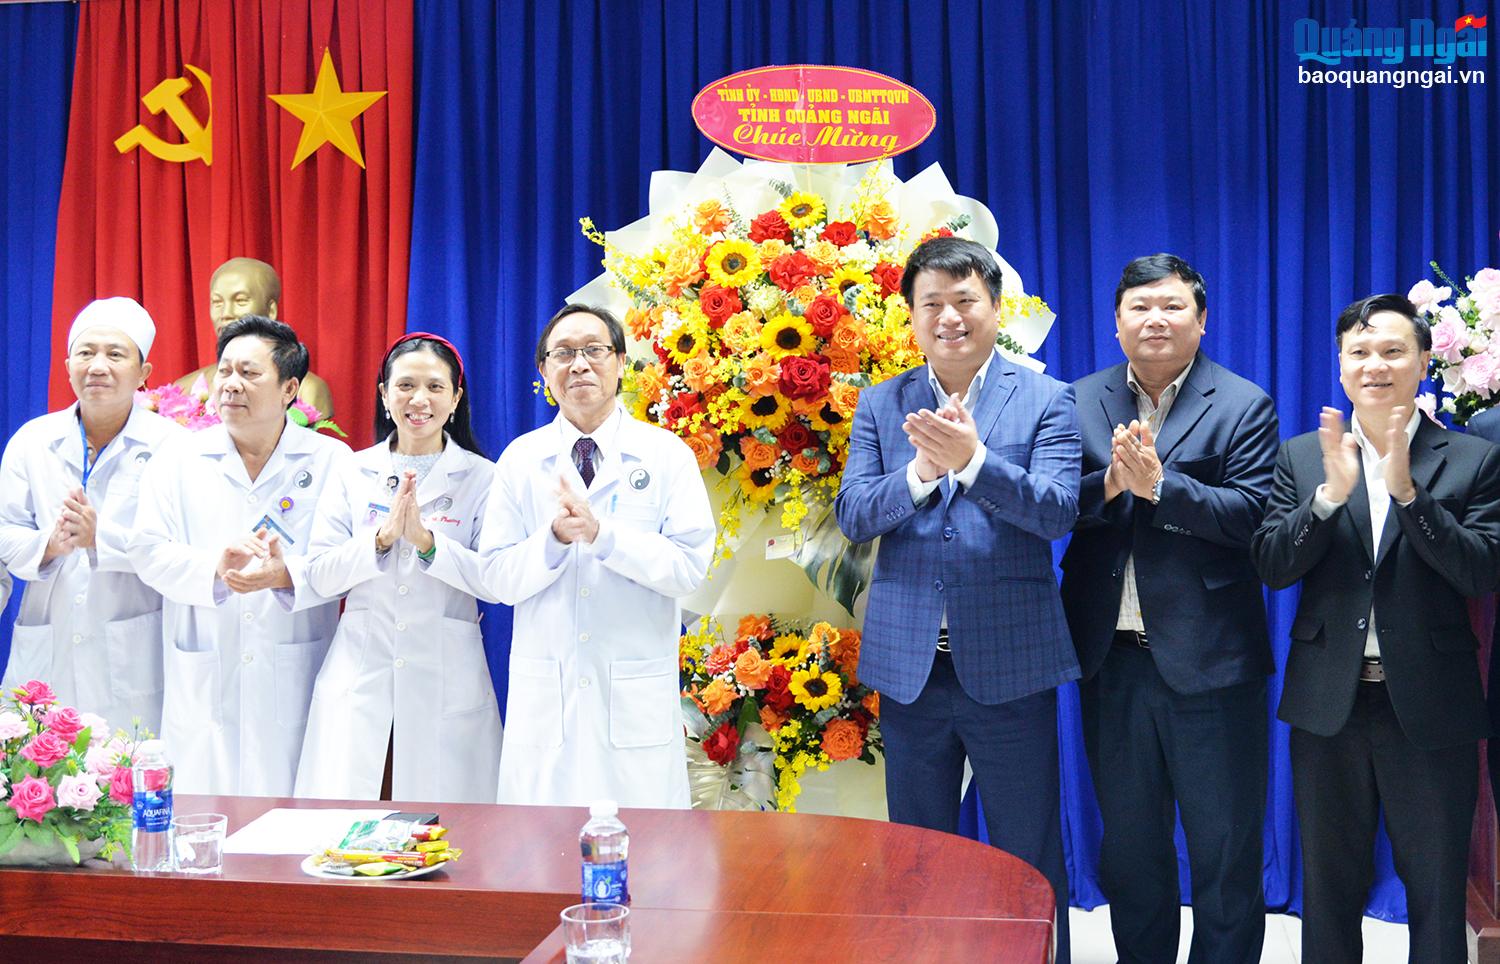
[294,469,313,489]
[134,451,152,464]
[436,496,454,511]
[628,468,651,491]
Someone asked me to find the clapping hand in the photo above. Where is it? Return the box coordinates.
[1111,420,1163,501]
[1383,406,1416,503]
[1317,407,1361,504]
[903,393,978,481]
[552,476,599,544]
[41,487,97,565]
[222,529,292,593]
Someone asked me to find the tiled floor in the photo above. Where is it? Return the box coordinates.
[1068,906,1411,963]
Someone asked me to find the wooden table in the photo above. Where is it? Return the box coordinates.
[0,795,1056,962]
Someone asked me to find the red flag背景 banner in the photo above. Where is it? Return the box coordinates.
[50,0,413,448]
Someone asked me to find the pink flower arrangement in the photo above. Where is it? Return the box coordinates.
[1411,263,1500,424]
[0,680,141,863]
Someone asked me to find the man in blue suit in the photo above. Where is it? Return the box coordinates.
[836,236,1081,961]
[1061,255,1278,963]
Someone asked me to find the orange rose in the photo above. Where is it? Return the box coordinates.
[791,450,822,475]
[682,355,716,393]
[699,677,738,716]
[828,381,860,418]
[860,199,899,240]
[830,319,867,354]
[821,718,865,761]
[739,435,779,471]
[684,427,722,471]
[737,614,773,641]
[693,198,732,234]
[742,353,780,397]
[804,239,841,274]
[862,691,880,719]
[791,284,818,308]
[759,705,788,732]
[625,306,655,340]
[663,248,706,296]
[824,346,861,373]
[734,649,773,689]
[633,363,670,406]
[722,315,762,355]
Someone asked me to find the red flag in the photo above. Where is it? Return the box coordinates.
[51,0,413,448]
[1455,13,1488,30]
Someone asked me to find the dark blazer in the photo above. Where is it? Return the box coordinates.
[835,352,1082,705]
[1251,418,1500,749]
[1060,353,1278,693]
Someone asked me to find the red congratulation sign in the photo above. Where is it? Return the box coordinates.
[691,65,936,164]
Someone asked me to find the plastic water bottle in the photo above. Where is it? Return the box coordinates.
[579,800,629,904]
[131,739,174,872]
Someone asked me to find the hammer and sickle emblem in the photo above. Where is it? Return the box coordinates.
[114,64,213,166]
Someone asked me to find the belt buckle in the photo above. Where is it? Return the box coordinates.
[1359,658,1385,683]
[936,629,951,653]
[1115,629,1149,649]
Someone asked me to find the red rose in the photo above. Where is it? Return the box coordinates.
[663,393,704,428]
[652,343,672,365]
[702,721,740,765]
[804,294,847,339]
[820,221,858,246]
[747,210,792,243]
[778,355,831,402]
[777,420,817,456]
[762,665,795,712]
[873,261,904,299]
[698,284,742,328]
[768,251,817,292]
[108,765,134,805]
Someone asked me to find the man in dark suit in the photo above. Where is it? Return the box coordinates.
[1061,254,1278,963]
[836,237,1081,960]
[1466,405,1500,818]
[1252,294,1500,962]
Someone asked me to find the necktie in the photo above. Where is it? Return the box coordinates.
[573,437,596,487]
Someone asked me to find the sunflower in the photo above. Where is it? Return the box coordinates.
[667,318,711,365]
[739,392,790,431]
[789,666,843,712]
[779,192,826,231]
[770,633,805,660]
[828,266,873,300]
[759,313,815,360]
[735,461,779,503]
[705,238,762,288]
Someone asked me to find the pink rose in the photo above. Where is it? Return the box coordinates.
[1460,350,1500,398]
[1430,311,1469,364]
[0,710,26,741]
[42,706,85,745]
[84,736,126,776]
[1470,267,1500,296]
[55,773,103,812]
[78,713,110,746]
[14,680,55,706]
[1472,286,1500,323]
[1406,279,1451,314]
[108,764,135,805]
[7,774,56,822]
[20,731,71,768]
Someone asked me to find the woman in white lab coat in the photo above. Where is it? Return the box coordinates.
[296,333,502,802]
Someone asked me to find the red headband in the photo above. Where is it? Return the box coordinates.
[384,331,465,387]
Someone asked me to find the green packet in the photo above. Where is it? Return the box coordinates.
[338,819,418,851]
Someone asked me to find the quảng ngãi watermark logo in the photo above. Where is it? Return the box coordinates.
[1295,13,1488,87]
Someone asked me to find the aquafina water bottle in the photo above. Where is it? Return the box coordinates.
[579,800,629,904]
[131,739,173,872]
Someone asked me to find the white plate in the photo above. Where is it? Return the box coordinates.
[299,853,448,881]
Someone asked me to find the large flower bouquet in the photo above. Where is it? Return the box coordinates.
[576,152,1053,608]
[0,680,141,864]
[136,375,346,436]
[681,614,880,812]
[1410,264,1500,425]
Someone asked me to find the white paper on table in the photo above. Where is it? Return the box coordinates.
[222,808,395,855]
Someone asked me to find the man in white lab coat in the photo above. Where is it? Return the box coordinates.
[0,297,183,734]
[481,305,714,808]
[130,316,351,795]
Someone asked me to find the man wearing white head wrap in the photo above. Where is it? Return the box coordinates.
[0,297,186,734]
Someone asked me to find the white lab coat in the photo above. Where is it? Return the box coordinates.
[0,404,184,735]
[480,405,714,808]
[295,436,503,802]
[128,418,351,796]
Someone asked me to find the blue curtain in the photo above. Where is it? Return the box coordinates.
[406,0,1499,920]
[0,2,77,677]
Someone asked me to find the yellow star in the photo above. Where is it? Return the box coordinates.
[269,49,387,170]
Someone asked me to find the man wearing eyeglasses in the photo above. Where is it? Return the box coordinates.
[479,304,714,808]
